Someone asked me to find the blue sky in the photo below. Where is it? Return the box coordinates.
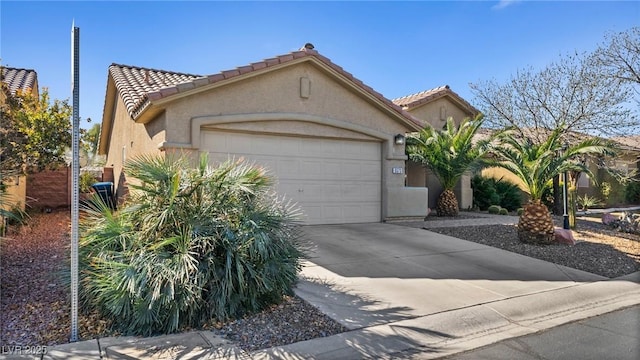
[1,1,638,129]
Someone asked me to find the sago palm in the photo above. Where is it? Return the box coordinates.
[488,127,613,244]
[407,114,489,216]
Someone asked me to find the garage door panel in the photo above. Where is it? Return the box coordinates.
[299,160,324,176]
[202,131,381,224]
[322,162,342,178]
[342,162,369,178]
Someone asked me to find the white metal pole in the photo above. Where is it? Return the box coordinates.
[70,23,80,342]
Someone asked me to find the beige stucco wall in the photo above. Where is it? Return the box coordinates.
[407,97,473,129]
[164,62,410,145]
[1,176,26,212]
[104,95,166,197]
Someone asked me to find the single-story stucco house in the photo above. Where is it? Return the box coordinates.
[98,45,478,224]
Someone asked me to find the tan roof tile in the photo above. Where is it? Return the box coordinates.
[108,63,201,118]
[392,85,480,115]
[1,67,38,95]
[108,47,422,129]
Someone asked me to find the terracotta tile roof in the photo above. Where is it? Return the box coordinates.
[392,85,479,115]
[1,67,38,95]
[108,64,201,119]
[610,135,640,151]
[109,47,422,129]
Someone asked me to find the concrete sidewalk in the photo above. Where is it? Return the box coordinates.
[35,218,640,360]
[444,304,640,360]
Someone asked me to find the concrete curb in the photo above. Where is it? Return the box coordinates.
[252,277,640,359]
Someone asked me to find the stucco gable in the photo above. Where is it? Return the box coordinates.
[392,85,479,117]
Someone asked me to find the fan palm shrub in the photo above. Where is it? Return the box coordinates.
[407,114,490,216]
[488,127,613,244]
[79,153,305,335]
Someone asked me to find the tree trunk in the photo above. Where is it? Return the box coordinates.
[518,200,555,244]
[569,172,580,229]
[553,175,563,215]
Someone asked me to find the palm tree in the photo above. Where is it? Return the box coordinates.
[407,114,489,216]
[488,126,613,244]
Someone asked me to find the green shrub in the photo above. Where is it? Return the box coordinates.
[493,179,522,211]
[471,175,500,211]
[499,208,509,215]
[79,172,98,193]
[624,181,640,204]
[472,175,522,211]
[488,205,501,214]
[517,208,524,216]
[79,154,305,335]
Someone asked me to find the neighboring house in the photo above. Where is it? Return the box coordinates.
[593,135,640,205]
[98,45,433,225]
[1,67,39,211]
[393,85,481,210]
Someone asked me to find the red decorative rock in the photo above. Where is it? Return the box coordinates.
[554,228,576,245]
[424,208,432,220]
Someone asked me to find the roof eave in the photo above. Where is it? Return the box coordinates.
[136,55,422,131]
[98,76,116,155]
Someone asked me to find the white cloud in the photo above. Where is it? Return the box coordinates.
[493,0,522,10]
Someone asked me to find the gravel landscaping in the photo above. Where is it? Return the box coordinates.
[1,209,638,350]
[418,213,640,279]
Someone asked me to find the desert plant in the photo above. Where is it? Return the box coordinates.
[407,114,490,217]
[499,208,509,215]
[517,208,524,216]
[79,172,98,193]
[577,194,601,211]
[606,211,640,234]
[488,205,501,214]
[487,126,613,244]
[79,153,305,335]
[600,181,612,202]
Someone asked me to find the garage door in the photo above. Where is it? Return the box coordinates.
[202,131,381,225]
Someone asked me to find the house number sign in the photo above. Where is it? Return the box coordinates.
[392,167,404,174]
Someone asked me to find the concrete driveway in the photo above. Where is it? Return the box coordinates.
[277,222,640,359]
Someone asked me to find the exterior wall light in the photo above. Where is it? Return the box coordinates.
[394,134,406,145]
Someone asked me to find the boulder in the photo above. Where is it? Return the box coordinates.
[554,228,576,245]
[423,207,432,220]
[602,213,616,226]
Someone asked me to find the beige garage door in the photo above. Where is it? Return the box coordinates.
[202,131,382,225]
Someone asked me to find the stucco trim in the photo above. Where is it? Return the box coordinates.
[181,112,406,160]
